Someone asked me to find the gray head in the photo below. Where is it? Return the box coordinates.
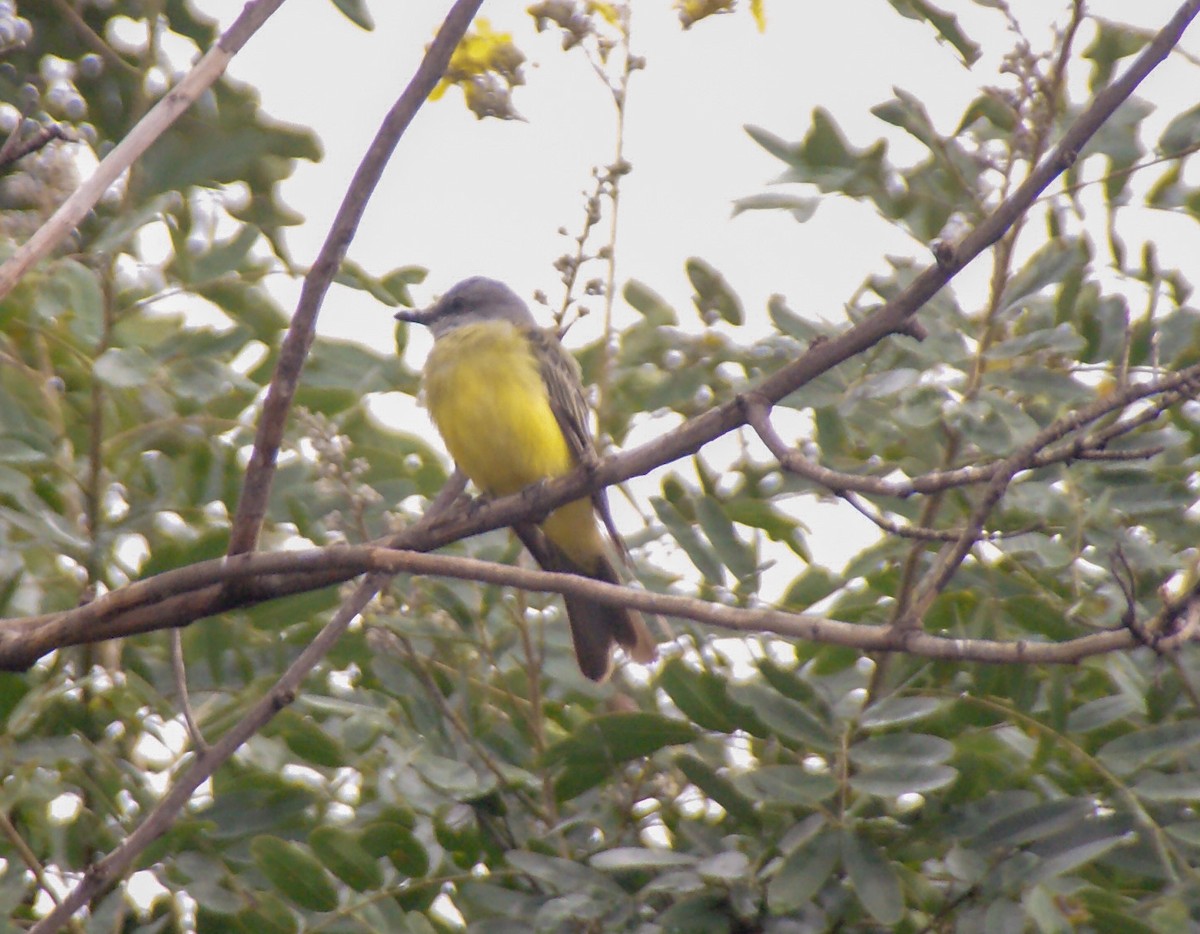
[394,277,536,339]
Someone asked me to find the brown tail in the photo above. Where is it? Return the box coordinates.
[515,524,656,681]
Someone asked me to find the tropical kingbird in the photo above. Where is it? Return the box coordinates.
[395,277,656,681]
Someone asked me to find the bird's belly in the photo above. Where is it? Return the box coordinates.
[424,324,574,496]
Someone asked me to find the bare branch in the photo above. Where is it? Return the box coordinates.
[5,542,1198,678]
[225,0,486,555]
[900,368,1200,628]
[25,478,475,930]
[742,373,1189,502]
[171,629,208,752]
[0,123,79,171]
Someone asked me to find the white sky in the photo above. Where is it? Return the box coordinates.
[193,0,1200,576]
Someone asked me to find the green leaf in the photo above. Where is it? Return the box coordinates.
[337,258,405,307]
[657,658,752,734]
[731,191,819,222]
[956,92,1016,134]
[768,293,827,342]
[686,257,743,325]
[309,826,384,892]
[234,892,299,934]
[1160,101,1200,156]
[0,436,50,466]
[984,323,1085,361]
[859,695,946,729]
[360,822,430,878]
[250,836,340,912]
[31,259,104,344]
[767,829,839,914]
[848,367,920,401]
[1066,695,1143,733]
[1083,19,1149,89]
[1028,833,1131,884]
[975,799,1091,848]
[590,847,696,871]
[545,712,697,800]
[781,566,842,609]
[728,682,833,750]
[137,83,321,201]
[695,496,757,582]
[697,850,750,883]
[184,225,261,284]
[1096,721,1200,776]
[675,754,760,826]
[842,830,904,924]
[198,279,288,341]
[999,238,1088,312]
[270,710,346,768]
[1131,771,1200,802]
[651,494,726,584]
[872,89,942,150]
[849,733,955,767]
[623,279,677,325]
[724,498,806,555]
[330,0,375,30]
[849,763,957,796]
[93,347,158,388]
[747,110,890,202]
[885,0,981,66]
[91,192,180,255]
[506,849,614,893]
[733,765,838,807]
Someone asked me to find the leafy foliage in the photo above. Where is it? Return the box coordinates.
[2,3,1200,933]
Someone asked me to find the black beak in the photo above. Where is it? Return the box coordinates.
[394,306,432,325]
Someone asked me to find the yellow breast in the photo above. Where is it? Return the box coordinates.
[423,320,575,496]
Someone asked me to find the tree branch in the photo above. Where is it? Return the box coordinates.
[742,388,1171,501]
[5,542,1198,677]
[25,479,472,933]
[0,0,288,300]
[900,370,1200,628]
[26,571,384,933]
[225,0,486,556]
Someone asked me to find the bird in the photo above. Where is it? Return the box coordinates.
[395,277,656,681]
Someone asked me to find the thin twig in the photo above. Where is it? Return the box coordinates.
[171,629,208,751]
[27,572,384,933]
[0,123,78,170]
[742,381,1181,500]
[900,371,1200,627]
[0,810,86,934]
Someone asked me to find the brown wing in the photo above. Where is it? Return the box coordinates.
[527,327,628,560]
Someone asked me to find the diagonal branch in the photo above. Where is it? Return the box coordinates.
[26,572,385,934]
[742,390,1171,500]
[0,0,289,299]
[25,477,471,934]
[899,370,1200,628]
[225,0,486,555]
